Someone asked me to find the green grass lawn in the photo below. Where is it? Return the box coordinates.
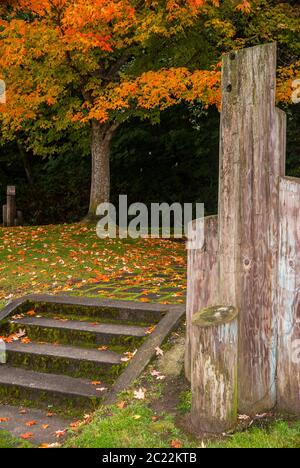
[66,403,195,449]
[0,430,32,448]
[65,400,300,449]
[210,421,300,448]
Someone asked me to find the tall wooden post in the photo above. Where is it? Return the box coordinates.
[219,43,284,413]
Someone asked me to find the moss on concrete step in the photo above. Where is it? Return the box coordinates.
[16,299,166,325]
[6,318,147,352]
[5,342,125,381]
[0,366,103,413]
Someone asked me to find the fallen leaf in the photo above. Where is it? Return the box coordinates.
[26,310,36,316]
[117,401,126,410]
[25,420,37,427]
[121,349,137,362]
[238,414,250,421]
[54,429,67,438]
[171,439,182,448]
[39,442,61,448]
[255,413,271,419]
[150,369,165,380]
[20,432,33,440]
[21,337,31,344]
[83,414,92,424]
[134,388,145,400]
[69,420,81,430]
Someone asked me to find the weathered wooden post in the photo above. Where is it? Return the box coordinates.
[277,177,300,414]
[186,42,300,431]
[219,43,286,413]
[2,204,7,227]
[6,186,17,227]
[185,216,219,382]
[2,186,23,227]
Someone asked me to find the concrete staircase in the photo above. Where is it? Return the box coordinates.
[0,295,184,414]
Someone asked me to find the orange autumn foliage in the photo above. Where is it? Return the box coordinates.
[0,0,222,132]
[0,0,298,134]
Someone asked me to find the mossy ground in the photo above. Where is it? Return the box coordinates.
[0,223,186,308]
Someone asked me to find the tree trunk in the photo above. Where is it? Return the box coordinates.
[87,120,117,220]
[17,140,34,189]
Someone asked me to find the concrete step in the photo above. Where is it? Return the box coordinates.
[5,341,123,380]
[0,365,104,410]
[5,295,172,325]
[11,316,148,347]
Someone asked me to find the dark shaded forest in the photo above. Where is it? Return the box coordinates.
[0,102,299,225]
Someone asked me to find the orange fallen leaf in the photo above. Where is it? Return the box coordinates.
[26,310,36,316]
[25,420,37,427]
[42,424,50,430]
[21,337,31,344]
[117,401,126,410]
[20,432,33,440]
[146,325,156,335]
[54,429,67,438]
[0,417,9,423]
[69,420,81,430]
[171,440,182,448]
